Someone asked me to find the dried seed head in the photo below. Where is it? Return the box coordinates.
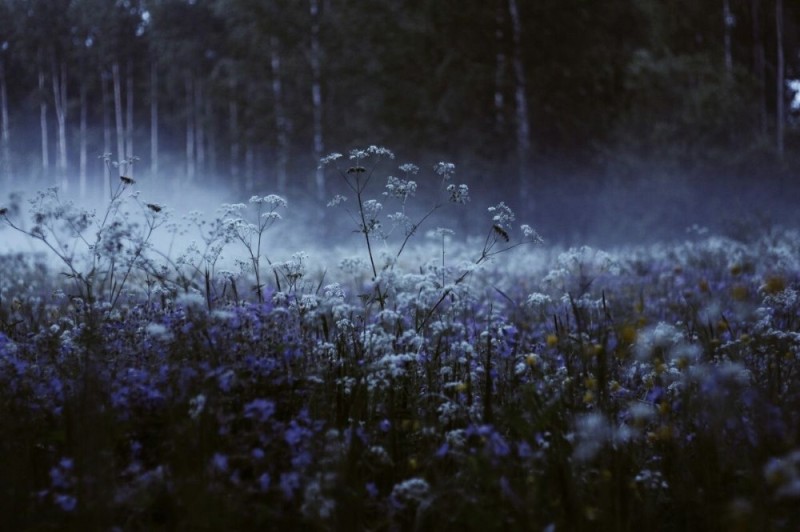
[146,203,162,212]
[120,175,135,185]
[0,207,7,216]
[347,166,366,174]
[493,224,510,242]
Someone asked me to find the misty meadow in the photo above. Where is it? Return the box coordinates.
[1,147,799,531]
[2,1,800,531]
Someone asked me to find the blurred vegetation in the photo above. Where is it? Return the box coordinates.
[0,0,798,203]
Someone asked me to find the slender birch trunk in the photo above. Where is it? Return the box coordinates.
[125,60,134,176]
[79,79,87,198]
[494,0,507,133]
[508,0,531,199]
[752,0,767,137]
[185,74,196,182]
[195,79,205,178]
[244,140,254,191]
[775,0,785,160]
[0,58,10,185]
[51,58,68,190]
[39,68,50,176]
[310,0,325,201]
[270,35,288,193]
[206,95,216,176]
[150,61,159,183]
[112,61,125,168]
[723,0,734,74]
[229,81,240,187]
[102,71,112,199]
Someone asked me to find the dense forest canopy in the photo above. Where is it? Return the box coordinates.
[0,0,798,234]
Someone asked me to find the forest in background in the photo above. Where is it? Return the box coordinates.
[0,0,798,235]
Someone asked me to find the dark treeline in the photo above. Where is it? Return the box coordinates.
[0,0,798,208]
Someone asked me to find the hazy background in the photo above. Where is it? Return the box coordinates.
[1,0,799,250]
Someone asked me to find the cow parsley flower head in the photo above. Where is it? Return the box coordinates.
[434,161,456,180]
[526,292,552,308]
[488,202,515,230]
[362,200,383,228]
[521,224,544,244]
[327,194,347,207]
[349,149,367,160]
[447,183,469,204]
[399,163,419,175]
[367,145,395,158]
[390,477,431,510]
[430,227,455,239]
[323,283,346,300]
[384,176,417,201]
[319,152,343,166]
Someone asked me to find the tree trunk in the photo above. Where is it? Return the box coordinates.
[310,0,325,201]
[112,61,125,168]
[150,61,159,183]
[102,70,112,199]
[270,35,288,193]
[0,58,10,185]
[229,86,240,188]
[723,0,734,74]
[752,0,767,137]
[39,68,50,177]
[206,94,217,176]
[79,79,87,198]
[51,58,68,190]
[185,74,196,182]
[244,140,254,191]
[775,0,785,160]
[508,0,531,200]
[195,79,205,178]
[494,0,507,133]
[125,59,134,176]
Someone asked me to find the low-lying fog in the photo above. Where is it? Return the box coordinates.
[2,164,798,283]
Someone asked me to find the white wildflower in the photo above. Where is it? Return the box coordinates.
[390,477,430,510]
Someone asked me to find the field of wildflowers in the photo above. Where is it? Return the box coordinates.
[1,149,799,531]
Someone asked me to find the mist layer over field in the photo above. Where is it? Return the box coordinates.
[3,162,798,269]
